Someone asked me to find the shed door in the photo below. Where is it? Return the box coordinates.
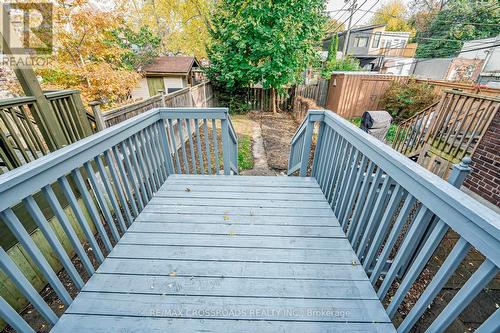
[146,77,165,97]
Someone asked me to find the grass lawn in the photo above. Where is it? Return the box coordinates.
[238,135,254,171]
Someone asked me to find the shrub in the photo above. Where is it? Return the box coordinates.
[215,88,250,114]
[380,79,437,122]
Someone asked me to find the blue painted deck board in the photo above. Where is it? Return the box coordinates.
[52,175,395,332]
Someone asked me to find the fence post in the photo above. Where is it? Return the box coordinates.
[299,115,315,177]
[89,101,106,131]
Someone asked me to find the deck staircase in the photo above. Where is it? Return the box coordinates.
[0,108,498,333]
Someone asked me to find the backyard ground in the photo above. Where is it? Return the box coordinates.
[231,111,298,176]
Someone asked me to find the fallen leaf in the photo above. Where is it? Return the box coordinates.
[223,215,230,221]
[185,187,191,192]
[228,230,236,236]
[169,271,177,277]
[58,305,65,309]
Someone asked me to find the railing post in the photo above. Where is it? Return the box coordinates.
[447,156,472,188]
[71,91,93,136]
[89,101,106,131]
[299,116,314,177]
[221,111,231,175]
[158,90,166,108]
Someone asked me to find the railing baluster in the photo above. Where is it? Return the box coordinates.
[127,137,150,202]
[351,167,383,250]
[221,118,231,175]
[332,145,356,211]
[67,171,112,255]
[42,185,95,276]
[356,176,393,258]
[23,196,84,289]
[0,248,58,326]
[194,120,205,174]
[132,134,154,197]
[83,162,121,242]
[0,208,72,306]
[104,150,134,225]
[178,119,190,173]
[203,119,212,173]
[0,296,36,332]
[397,237,470,333]
[95,156,127,233]
[315,126,332,189]
[363,184,404,270]
[299,118,314,177]
[377,206,434,300]
[426,259,498,333]
[147,125,167,182]
[325,135,345,201]
[212,119,220,174]
[310,121,325,177]
[370,194,416,285]
[339,154,367,227]
[138,130,159,191]
[158,119,175,176]
[112,145,140,217]
[185,119,198,174]
[121,140,147,209]
[346,161,375,241]
[167,119,182,174]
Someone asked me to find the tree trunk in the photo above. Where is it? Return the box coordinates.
[272,88,277,114]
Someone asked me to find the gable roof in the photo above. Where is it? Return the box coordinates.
[143,56,199,74]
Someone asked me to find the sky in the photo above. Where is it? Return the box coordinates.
[326,0,399,27]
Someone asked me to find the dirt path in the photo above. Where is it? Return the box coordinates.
[240,122,276,176]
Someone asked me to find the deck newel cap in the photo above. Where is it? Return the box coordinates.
[447,156,472,188]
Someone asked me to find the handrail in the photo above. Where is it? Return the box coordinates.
[0,107,238,331]
[288,109,499,332]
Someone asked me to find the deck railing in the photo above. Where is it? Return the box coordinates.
[0,107,237,332]
[289,110,499,332]
[392,101,439,157]
[0,90,94,173]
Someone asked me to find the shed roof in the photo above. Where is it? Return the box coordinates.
[143,56,199,74]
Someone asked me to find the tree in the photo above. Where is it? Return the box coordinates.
[111,26,162,71]
[37,0,141,106]
[415,0,500,58]
[130,0,211,58]
[206,0,327,113]
[371,0,412,32]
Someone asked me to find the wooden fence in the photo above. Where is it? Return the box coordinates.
[295,79,329,107]
[324,73,500,120]
[243,80,328,112]
[93,81,214,129]
[325,72,408,119]
[415,79,500,97]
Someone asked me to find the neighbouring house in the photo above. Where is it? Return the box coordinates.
[457,36,500,87]
[131,56,202,100]
[323,24,416,72]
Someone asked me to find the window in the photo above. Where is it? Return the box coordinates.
[354,36,369,48]
[372,32,381,48]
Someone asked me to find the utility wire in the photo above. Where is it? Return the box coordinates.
[381,42,500,70]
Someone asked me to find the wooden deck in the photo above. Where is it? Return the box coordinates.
[52,175,395,332]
